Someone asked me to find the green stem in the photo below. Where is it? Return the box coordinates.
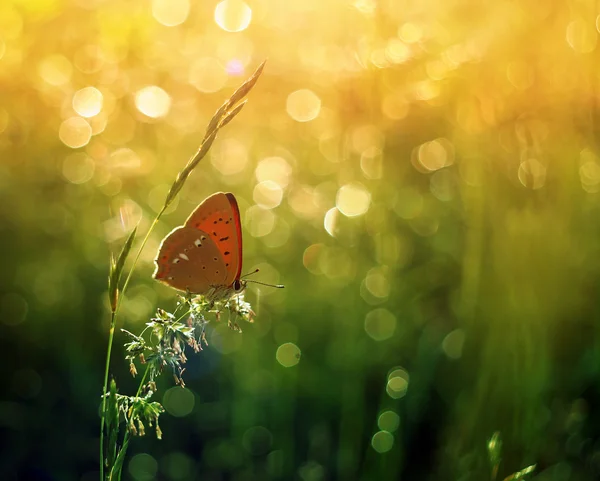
[100,208,164,480]
[99,311,116,481]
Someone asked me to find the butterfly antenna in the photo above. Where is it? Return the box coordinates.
[246,280,285,289]
[241,268,260,278]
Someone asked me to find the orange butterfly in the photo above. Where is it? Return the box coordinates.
[153,192,246,301]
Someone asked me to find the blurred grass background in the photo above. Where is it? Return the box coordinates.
[2,0,600,479]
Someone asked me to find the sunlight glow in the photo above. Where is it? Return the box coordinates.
[189,58,228,93]
[134,86,171,119]
[59,117,92,148]
[286,89,321,122]
[73,87,103,118]
[152,0,190,27]
[253,181,283,209]
[215,0,252,32]
[336,183,371,217]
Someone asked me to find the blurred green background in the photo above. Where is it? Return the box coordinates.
[2,0,600,479]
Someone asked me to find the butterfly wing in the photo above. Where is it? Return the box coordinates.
[184,192,242,286]
[153,227,228,293]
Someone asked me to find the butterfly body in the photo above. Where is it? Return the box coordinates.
[153,192,245,300]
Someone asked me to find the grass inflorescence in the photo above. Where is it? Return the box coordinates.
[99,61,266,481]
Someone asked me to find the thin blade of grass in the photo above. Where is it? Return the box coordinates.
[503,464,536,481]
[109,436,129,481]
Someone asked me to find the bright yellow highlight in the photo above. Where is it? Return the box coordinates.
[336,183,371,217]
[378,410,400,432]
[134,86,171,119]
[38,54,72,86]
[324,207,338,237]
[286,89,321,122]
[72,87,103,118]
[276,342,301,367]
[371,431,394,453]
[215,0,252,32]
[152,0,189,27]
[364,308,396,341]
[189,58,228,93]
[163,387,195,417]
[59,117,92,149]
[62,153,94,184]
[253,181,283,209]
[387,368,409,399]
[255,157,293,188]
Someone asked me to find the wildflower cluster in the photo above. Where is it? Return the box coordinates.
[117,293,254,435]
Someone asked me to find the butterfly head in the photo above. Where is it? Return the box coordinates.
[232,278,247,293]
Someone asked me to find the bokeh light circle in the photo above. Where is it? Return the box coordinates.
[135,86,171,119]
[59,117,92,148]
[73,86,103,118]
[62,153,95,184]
[387,368,409,399]
[286,89,322,122]
[336,183,371,217]
[364,308,396,341]
[378,410,400,432]
[253,181,283,209]
[189,57,228,93]
[371,431,394,453]
[215,0,252,32]
[276,342,301,367]
[152,0,190,26]
[128,453,158,481]
[163,387,195,417]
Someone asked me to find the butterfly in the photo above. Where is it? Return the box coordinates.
[153,192,246,301]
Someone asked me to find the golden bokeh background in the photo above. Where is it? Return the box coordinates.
[2,0,600,479]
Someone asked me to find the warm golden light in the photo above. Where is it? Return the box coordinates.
[134,86,171,119]
[72,87,103,118]
[286,89,321,122]
[210,138,249,175]
[189,58,228,93]
[38,54,72,86]
[323,207,338,237]
[62,153,95,184]
[253,181,283,209]
[255,157,293,188]
[59,117,92,149]
[152,0,190,27]
[214,0,252,33]
[336,183,371,217]
[566,19,597,53]
[245,205,276,237]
